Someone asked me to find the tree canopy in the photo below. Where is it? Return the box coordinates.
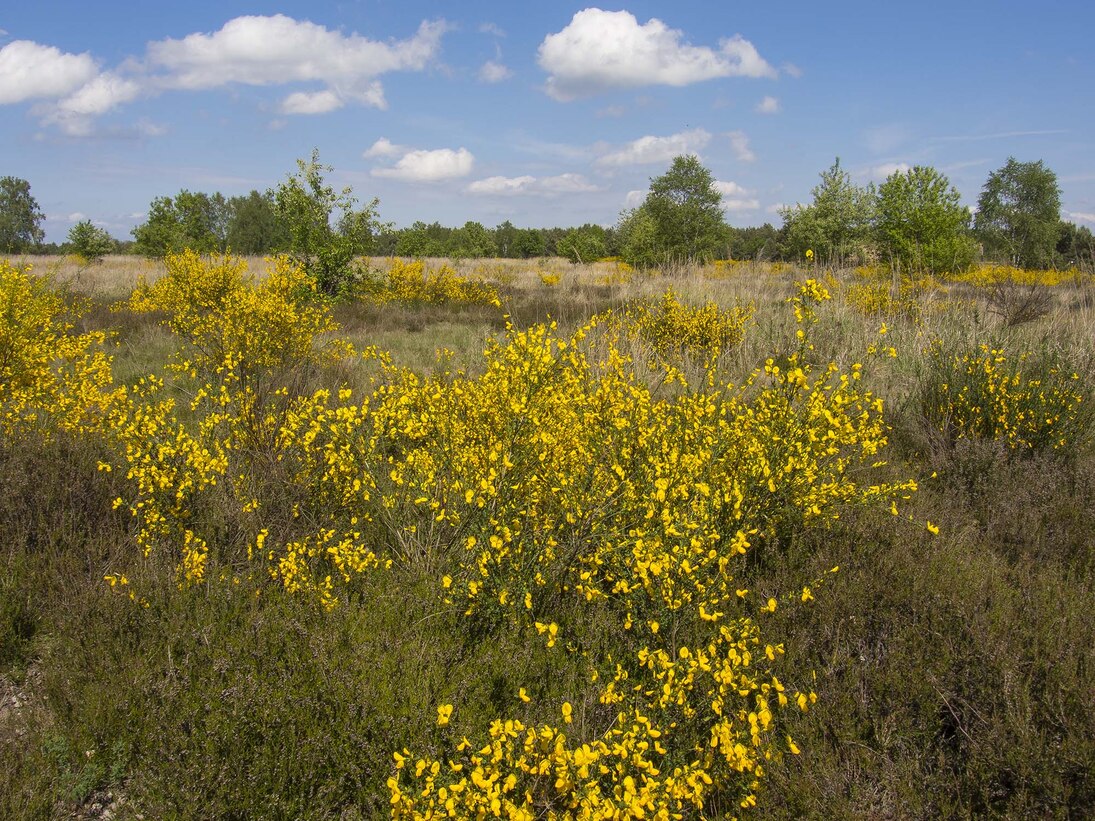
[0,177,45,254]
[975,158,1061,268]
[618,156,727,268]
[876,166,975,274]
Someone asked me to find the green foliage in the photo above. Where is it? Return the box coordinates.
[1056,220,1095,270]
[274,149,386,296]
[66,220,115,264]
[449,220,497,259]
[225,190,288,254]
[557,224,607,264]
[727,223,781,261]
[622,155,727,267]
[0,177,45,253]
[781,158,875,265]
[131,191,230,257]
[876,166,975,274]
[975,157,1061,268]
[617,206,661,269]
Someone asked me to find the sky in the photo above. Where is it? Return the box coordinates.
[2,1,1094,244]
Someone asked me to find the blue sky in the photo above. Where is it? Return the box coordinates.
[3,1,1093,243]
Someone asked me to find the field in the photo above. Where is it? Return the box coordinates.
[2,252,1094,819]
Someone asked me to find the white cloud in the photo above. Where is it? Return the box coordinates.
[468,175,536,195]
[467,173,597,196]
[727,130,755,162]
[714,180,750,198]
[625,190,646,208]
[766,203,786,215]
[281,89,344,115]
[538,9,776,101]
[539,173,599,193]
[478,60,512,83]
[371,147,474,182]
[148,16,446,90]
[870,162,913,179]
[66,212,87,222]
[782,62,802,78]
[755,95,780,114]
[479,22,506,38]
[0,40,98,104]
[1066,211,1095,225]
[596,128,711,167]
[714,180,759,212]
[363,137,407,158]
[57,72,141,116]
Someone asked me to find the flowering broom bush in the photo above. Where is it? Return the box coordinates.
[85,256,916,815]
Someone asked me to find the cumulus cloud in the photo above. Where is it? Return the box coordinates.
[714,180,759,212]
[0,40,98,104]
[363,137,407,158]
[468,175,536,195]
[469,173,597,195]
[596,128,711,167]
[478,60,512,83]
[727,130,755,162]
[4,15,448,134]
[1065,210,1095,225]
[870,162,913,179]
[538,9,776,101]
[755,95,780,114]
[625,190,646,208]
[371,147,475,182]
[281,89,344,115]
[147,16,446,90]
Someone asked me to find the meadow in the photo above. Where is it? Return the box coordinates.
[1,251,1094,819]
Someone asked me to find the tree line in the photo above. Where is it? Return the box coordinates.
[2,152,1092,277]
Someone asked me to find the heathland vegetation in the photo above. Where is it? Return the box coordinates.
[2,154,1094,818]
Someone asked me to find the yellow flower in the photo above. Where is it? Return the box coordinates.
[436,704,453,727]
[561,702,573,723]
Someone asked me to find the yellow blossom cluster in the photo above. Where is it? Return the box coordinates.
[949,264,1087,289]
[127,250,352,380]
[609,289,752,362]
[920,341,1088,452]
[389,622,814,818]
[362,259,502,307]
[0,260,120,437]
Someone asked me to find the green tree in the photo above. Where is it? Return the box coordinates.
[225,190,287,254]
[66,220,115,263]
[1056,220,1095,270]
[132,196,183,257]
[727,224,780,261]
[975,158,1061,268]
[780,158,875,266]
[876,166,975,274]
[623,155,726,267]
[132,190,230,257]
[617,208,660,269]
[394,222,448,257]
[450,221,497,259]
[512,228,546,259]
[273,149,386,296]
[558,224,607,264]
[0,177,45,253]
